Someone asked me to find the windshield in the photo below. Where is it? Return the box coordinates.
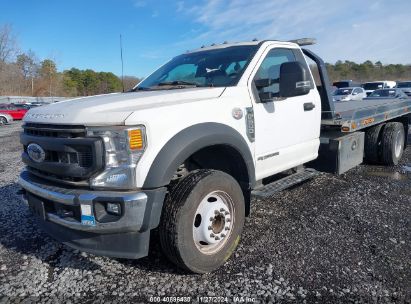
[369,89,396,97]
[135,45,258,90]
[397,82,411,88]
[333,88,353,95]
[363,82,384,90]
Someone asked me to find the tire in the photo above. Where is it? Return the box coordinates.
[159,169,245,273]
[364,124,384,164]
[0,117,6,125]
[380,122,405,166]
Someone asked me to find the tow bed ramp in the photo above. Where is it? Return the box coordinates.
[321,98,411,133]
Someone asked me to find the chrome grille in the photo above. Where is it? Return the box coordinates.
[21,123,104,186]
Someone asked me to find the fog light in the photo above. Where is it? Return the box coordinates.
[106,202,121,215]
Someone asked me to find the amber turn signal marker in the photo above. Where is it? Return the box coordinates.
[351,122,357,130]
[128,129,144,150]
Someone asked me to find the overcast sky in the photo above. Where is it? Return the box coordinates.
[1,0,410,77]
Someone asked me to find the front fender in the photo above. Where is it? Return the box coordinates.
[142,123,255,189]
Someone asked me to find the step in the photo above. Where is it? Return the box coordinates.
[251,168,319,199]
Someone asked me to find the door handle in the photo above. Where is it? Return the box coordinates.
[303,102,315,111]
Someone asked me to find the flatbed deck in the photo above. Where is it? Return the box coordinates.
[321,98,411,132]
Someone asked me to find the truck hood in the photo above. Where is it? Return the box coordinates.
[24,87,225,125]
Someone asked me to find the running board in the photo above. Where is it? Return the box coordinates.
[252,168,319,199]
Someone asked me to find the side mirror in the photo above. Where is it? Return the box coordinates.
[279,62,311,98]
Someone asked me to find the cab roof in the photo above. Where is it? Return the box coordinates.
[187,38,316,54]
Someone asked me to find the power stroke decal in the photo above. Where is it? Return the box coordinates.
[245,107,255,142]
[257,152,279,161]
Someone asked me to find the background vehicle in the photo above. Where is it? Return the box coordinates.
[18,38,411,273]
[333,80,361,88]
[27,102,47,108]
[363,81,397,96]
[0,112,13,125]
[364,88,408,100]
[11,103,31,110]
[0,104,28,120]
[333,87,366,102]
[396,81,411,96]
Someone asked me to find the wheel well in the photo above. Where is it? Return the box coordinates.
[180,145,252,216]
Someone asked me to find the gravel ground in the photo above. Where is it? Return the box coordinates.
[0,121,410,303]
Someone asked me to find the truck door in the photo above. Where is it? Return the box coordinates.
[248,46,321,181]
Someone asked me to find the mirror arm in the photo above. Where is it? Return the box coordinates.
[255,78,279,89]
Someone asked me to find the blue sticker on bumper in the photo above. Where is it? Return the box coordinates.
[80,204,96,226]
[81,215,96,226]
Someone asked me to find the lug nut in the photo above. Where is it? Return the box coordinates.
[227,218,231,222]
[221,234,226,238]
[209,217,214,221]
[210,233,215,238]
[215,236,220,240]
[208,226,212,230]
[220,208,225,212]
[225,211,229,215]
[214,210,219,215]
[225,227,230,231]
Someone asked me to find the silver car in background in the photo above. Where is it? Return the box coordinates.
[0,113,14,125]
[332,87,367,102]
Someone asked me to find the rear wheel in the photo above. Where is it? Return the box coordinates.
[0,117,7,125]
[159,169,245,273]
[364,124,384,163]
[381,122,405,166]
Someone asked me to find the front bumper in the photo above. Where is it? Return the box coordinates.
[18,171,167,259]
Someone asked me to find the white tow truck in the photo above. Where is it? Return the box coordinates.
[18,38,411,273]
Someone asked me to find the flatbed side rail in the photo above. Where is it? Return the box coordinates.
[321,99,411,132]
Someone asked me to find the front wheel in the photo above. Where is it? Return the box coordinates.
[0,117,7,125]
[159,169,245,273]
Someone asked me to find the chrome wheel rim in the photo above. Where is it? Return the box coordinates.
[193,191,234,254]
[394,130,404,159]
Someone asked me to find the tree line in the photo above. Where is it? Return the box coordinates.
[0,24,140,97]
[326,60,411,83]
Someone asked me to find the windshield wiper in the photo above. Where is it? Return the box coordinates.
[128,86,151,92]
[157,80,202,87]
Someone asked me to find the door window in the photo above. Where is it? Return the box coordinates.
[254,48,296,97]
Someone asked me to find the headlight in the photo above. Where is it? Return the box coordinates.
[86,126,146,189]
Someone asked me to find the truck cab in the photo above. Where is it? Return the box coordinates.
[18,39,409,273]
